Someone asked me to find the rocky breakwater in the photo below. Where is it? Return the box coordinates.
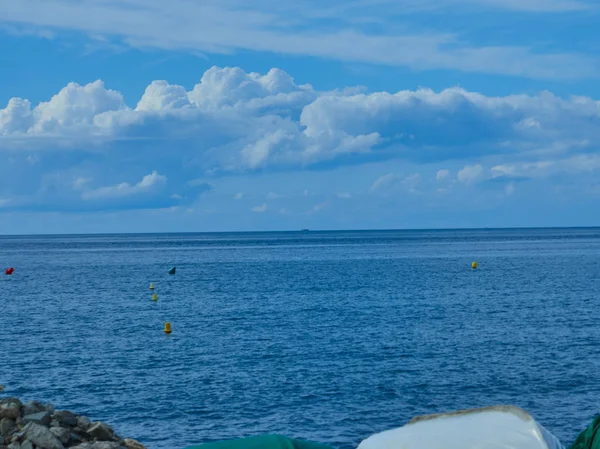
[0,398,146,449]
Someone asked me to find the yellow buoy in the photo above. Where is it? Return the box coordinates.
[149,283,155,290]
[472,261,478,269]
[152,293,158,301]
[163,322,172,334]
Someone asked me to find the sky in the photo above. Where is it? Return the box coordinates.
[1,0,600,234]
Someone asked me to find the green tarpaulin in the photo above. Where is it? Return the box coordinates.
[184,434,334,449]
[569,417,600,449]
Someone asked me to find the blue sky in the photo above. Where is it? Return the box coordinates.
[1,0,600,234]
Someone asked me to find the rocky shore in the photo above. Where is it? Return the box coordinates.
[0,397,146,449]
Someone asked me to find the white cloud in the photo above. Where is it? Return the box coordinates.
[458,164,485,184]
[2,67,600,174]
[491,154,600,179]
[467,0,591,12]
[136,81,191,111]
[436,169,450,181]
[0,198,11,208]
[82,170,166,200]
[267,192,284,199]
[337,192,352,199]
[251,203,267,212]
[370,173,401,192]
[0,1,597,79]
[234,192,244,200]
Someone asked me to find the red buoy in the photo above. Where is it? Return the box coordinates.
[5,267,14,275]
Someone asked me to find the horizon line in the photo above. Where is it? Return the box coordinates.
[1,225,599,238]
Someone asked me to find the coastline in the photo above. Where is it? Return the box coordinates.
[0,396,146,449]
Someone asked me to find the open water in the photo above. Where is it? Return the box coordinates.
[1,229,600,448]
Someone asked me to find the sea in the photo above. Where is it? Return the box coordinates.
[2,228,600,449]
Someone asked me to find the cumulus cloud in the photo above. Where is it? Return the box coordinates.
[3,65,600,216]
[2,66,600,175]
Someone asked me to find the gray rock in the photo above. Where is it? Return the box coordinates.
[70,444,123,449]
[19,441,32,449]
[69,431,84,445]
[90,443,122,449]
[86,423,114,442]
[53,411,77,428]
[77,417,91,431]
[21,402,43,417]
[7,442,21,449]
[22,411,51,427]
[50,427,70,444]
[123,438,145,449]
[0,399,22,409]
[92,441,121,449]
[21,423,64,449]
[0,405,20,421]
[0,419,16,437]
[22,402,53,417]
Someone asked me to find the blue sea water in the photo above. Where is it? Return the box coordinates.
[2,228,600,449]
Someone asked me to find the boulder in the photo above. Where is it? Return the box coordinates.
[89,443,122,449]
[77,416,92,431]
[53,411,78,428]
[50,427,70,444]
[0,399,22,409]
[70,444,123,449]
[19,442,32,449]
[68,432,84,446]
[87,423,114,442]
[0,419,15,437]
[22,402,53,417]
[22,411,52,427]
[21,423,64,449]
[21,402,43,417]
[123,438,146,449]
[0,405,20,421]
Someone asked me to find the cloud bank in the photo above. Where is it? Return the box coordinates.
[2,66,599,165]
[1,65,600,215]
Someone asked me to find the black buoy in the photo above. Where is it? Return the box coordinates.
[168,266,176,275]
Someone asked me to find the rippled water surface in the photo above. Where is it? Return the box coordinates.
[2,229,600,448]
